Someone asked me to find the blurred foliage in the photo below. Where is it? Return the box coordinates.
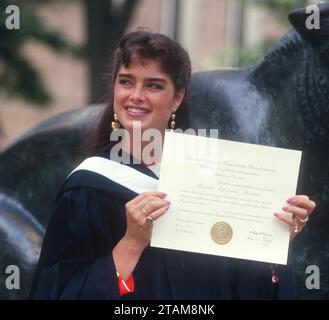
[236,39,276,68]
[225,0,308,68]
[0,0,85,106]
[248,0,308,24]
[238,0,308,66]
[207,39,274,69]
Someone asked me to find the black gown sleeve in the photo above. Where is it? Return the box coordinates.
[30,187,126,299]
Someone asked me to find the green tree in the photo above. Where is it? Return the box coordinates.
[0,0,139,105]
[0,0,83,105]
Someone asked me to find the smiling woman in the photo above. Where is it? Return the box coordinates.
[114,59,184,134]
[92,30,191,161]
[29,30,316,300]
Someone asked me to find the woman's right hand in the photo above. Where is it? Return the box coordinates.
[124,191,170,251]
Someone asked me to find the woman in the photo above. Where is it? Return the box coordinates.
[30,30,316,299]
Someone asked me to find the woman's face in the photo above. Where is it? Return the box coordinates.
[113,58,184,135]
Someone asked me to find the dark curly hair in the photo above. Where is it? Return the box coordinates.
[91,29,192,153]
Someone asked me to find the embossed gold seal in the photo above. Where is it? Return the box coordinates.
[210,221,233,245]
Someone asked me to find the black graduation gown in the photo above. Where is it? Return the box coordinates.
[29,153,296,300]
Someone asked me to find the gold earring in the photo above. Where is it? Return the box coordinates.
[170,113,176,130]
[111,113,120,130]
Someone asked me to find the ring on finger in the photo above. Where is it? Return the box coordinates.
[294,224,299,234]
[298,216,309,224]
[146,216,153,225]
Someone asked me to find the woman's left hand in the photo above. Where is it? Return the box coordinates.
[274,195,316,241]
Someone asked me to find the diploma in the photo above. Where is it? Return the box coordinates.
[151,131,302,265]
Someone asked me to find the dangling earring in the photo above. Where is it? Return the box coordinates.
[111,113,120,130]
[170,113,176,130]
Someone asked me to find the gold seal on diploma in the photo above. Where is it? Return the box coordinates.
[210,222,233,245]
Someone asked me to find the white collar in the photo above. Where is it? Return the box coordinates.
[69,156,158,194]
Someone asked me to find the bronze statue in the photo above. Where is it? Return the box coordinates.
[0,2,328,299]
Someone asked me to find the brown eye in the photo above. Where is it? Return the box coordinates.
[119,79,131,85]
[148,83,163,90]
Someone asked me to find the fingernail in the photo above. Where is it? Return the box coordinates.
[282,206,288,211]
[159,192,167,196]
[273,213,279,217]
[166,201,171,205]
[287,198,297,204]
[165,205,170,210]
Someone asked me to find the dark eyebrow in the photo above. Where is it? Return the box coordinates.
[117,73,167,83]
[117,73,134,79]
[147,78,167,83]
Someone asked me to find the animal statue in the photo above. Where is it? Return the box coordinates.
[0,2,328,299]
[187,2,329,299]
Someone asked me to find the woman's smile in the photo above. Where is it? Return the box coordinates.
[125,105,151,117]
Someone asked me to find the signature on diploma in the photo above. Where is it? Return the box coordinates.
[247,230,274,246]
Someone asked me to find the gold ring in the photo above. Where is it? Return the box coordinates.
[298,216,309,224]
[142,207,148,215]
[146,216,153,225]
